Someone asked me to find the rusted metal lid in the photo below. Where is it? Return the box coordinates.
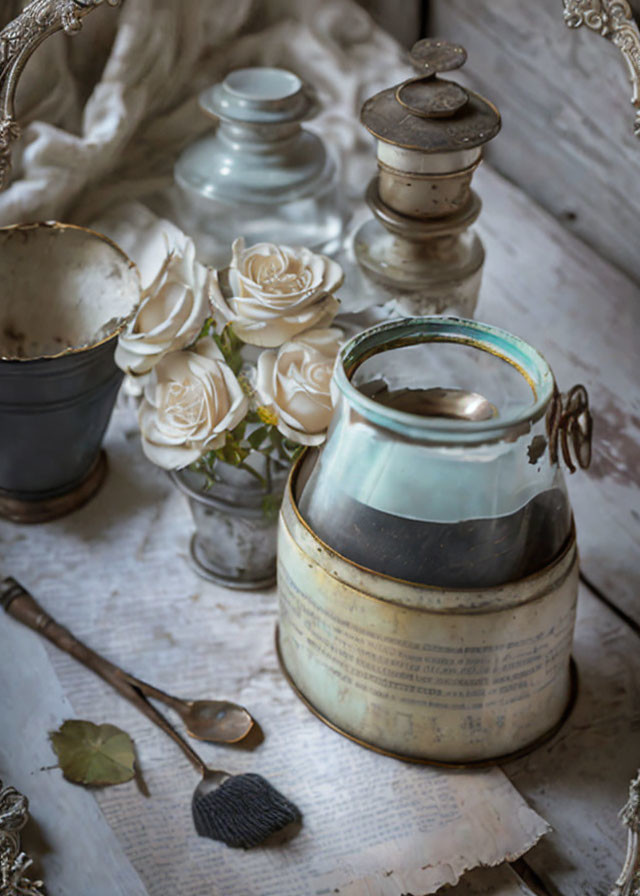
[361,38,501,153]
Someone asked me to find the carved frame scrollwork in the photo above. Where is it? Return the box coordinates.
[610,772,640,896]
[0,779,44,896]
[0,0,121,190]
[563,0,640,135]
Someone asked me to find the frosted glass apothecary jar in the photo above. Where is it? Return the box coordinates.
[175,67,345,266]
[277,317,593,764]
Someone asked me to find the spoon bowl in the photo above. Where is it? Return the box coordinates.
[181,699,255,743]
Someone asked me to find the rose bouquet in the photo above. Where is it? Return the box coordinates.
[115,237,344,494]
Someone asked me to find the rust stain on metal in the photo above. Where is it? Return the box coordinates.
[527,434,547,464]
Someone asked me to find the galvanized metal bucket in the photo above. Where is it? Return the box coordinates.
[0,222,140,522]
[278,453,579,765]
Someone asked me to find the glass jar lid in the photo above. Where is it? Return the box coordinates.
[175,67,329,205]
[199,66,319,125]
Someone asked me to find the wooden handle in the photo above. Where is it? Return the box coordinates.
[0,577,207,775]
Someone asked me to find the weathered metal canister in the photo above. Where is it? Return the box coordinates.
[0,2,136,523]
[170,459,289,590]
[0,222,140,523]
[354,38,501,317]
[277,317,592,764]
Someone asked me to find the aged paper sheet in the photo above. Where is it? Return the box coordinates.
[0,618,149,896]
[0,407,549,895]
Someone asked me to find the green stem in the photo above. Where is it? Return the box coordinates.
[265,454,273,495]
[237,460,266,487]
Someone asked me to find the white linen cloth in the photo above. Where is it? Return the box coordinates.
[0,0,407,280]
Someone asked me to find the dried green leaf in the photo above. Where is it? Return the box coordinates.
[49,720,136,787]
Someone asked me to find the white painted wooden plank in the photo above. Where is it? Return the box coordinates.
[0,610,150,896]
[431,0,640,286]
[473,162,640,625]
[503,583,640,896]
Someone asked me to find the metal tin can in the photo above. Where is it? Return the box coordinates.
[276,317,591,764]
[278,456,578,764]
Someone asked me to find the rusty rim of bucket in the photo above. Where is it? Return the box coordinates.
[0,221,140,363]
[0,450,107,524]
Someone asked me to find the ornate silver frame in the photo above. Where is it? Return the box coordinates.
[0,2,635,894]
[610,773,640,896]
[563,0,640,135]
[0,780,44,896]
[0,0,121,188]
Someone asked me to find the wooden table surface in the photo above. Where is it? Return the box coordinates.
[1,159,638,896]
[463,163,640,896]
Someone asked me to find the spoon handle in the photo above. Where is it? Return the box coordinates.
[1,576,131,685]
[0,576,185,711]
[0,576,207,774]
[119,675,187,714]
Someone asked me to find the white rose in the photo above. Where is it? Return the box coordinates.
[115,239,210,376]
[210,238,343,348]
[138,338,248,470]
[256,328,343,446]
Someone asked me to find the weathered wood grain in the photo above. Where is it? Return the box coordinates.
[449,865,536,895]
[503,583,640,896]
[356,0,422,47]
[474,162,640,626]
[431,0,640,286]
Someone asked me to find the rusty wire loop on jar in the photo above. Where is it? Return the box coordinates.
[546,383,593,473]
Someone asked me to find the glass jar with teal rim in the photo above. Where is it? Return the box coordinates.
[298,316,592,589]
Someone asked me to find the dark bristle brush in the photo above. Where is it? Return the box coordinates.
[1,577,301,849]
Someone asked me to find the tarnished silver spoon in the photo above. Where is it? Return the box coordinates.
[0,577,255,745]
[364,384,498,422]
[117,677,255,744]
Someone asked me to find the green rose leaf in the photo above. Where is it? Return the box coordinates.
[248,426,269,450]
[49,720,136,787]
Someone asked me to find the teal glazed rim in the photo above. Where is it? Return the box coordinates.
[334,316,555,444]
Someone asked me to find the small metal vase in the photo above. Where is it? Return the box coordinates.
[170,459,289,590]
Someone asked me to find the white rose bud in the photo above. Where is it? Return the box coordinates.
[210,238,343,348]
[256,328,343,446]
[138,338,248,470]
[115,239,210,376]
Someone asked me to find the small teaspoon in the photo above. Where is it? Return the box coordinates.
[0,577,255,745]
